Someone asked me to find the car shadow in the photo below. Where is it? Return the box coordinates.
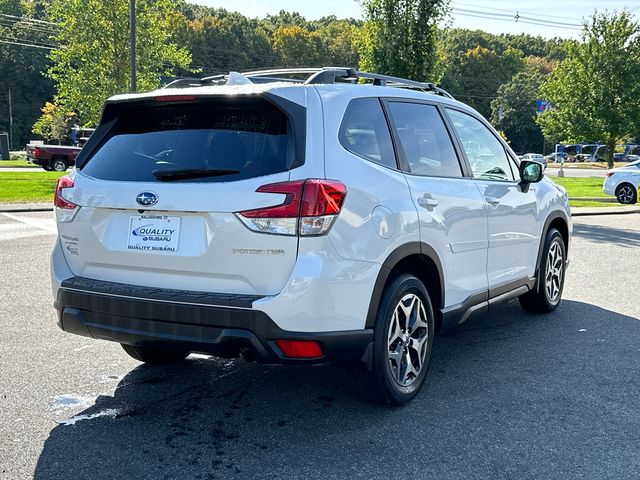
[573,222,640,247]
[34,300,640,480]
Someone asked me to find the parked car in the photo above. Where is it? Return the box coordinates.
[26,144,81,171]
[51,67,572,405]
[603,159,640,204]
[544,152,568,163]
[520,153,546,166]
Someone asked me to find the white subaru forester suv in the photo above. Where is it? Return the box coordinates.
[51,68,571,405]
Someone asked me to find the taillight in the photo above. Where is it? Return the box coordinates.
[606,171,615,177]
[54,175,77,209]
[34,147,40,158]
[236,179,347,236]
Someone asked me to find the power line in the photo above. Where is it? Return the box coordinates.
[452,1,584,22]
[0,24,59,42]
[451,7,582,28]
[0,37,57,50]
[0,19,58,35]
[450,8,583,31]
[0,13,58,26]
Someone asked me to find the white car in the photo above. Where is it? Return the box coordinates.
[51,68,572,405]
[603,160,640,204]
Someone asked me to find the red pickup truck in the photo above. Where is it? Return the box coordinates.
[25,144,81,171]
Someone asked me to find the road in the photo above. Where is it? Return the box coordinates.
[1,211,639,479]
[545,166,607,178]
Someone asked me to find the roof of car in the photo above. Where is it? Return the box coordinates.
[107,68,466,110]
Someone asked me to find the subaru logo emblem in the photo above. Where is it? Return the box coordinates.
[136,191,158,207]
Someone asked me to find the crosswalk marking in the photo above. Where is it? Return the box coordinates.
[0,212,57,242]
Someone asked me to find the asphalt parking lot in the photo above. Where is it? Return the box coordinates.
[1,211,639,480]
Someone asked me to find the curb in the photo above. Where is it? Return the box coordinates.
[568,197,616,203]
[571,208,640,217]
[0,207,54,213]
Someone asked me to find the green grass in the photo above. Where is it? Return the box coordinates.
[0,160,38,168]
[0,171,66,203]
[550,177,608,198]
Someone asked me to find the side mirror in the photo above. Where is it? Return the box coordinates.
[519,160,544,184]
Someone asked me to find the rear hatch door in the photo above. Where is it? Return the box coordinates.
[57,92,307,296]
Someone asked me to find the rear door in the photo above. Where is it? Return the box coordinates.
[57,93,308,296]
[384,100,489,307]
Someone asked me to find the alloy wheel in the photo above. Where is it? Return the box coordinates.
[617,185,635,204]
[545,241,564,304]
[387,293,429,387]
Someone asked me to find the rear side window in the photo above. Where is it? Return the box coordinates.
[81,97,296,182]
[338,98,397,169]
[387,102,462,178]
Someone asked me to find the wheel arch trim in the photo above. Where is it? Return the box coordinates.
[534,210,570,291]
[365,242,445,329]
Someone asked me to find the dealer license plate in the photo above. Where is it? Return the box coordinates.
[127,215,181,253]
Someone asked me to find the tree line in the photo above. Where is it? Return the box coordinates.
[1,0,638,166]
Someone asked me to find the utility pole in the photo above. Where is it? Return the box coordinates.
[8,87,12,151]
[129,0,136,92]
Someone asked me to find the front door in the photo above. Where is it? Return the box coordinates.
[445,108,540,290]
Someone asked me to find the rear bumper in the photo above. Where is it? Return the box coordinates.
[55,276,373,366]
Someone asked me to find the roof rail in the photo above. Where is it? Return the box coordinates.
[162,67,454,99]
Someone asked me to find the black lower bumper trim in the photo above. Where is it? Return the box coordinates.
[56,278,372,365]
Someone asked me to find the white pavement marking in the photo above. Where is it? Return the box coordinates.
[0,222,51,242]
[0,212,57,236]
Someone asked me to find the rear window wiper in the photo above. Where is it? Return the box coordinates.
[152,167,241,181]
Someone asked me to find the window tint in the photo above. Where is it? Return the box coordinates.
[82,98,295,183]
[446,109,515,181]
[339,98,396,169]
[387,102,462,177]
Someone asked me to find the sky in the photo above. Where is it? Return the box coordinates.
[194,0,639,39]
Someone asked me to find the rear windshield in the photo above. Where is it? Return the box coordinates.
[81,97,295,182]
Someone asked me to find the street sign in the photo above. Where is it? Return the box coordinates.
[536,99,550,113]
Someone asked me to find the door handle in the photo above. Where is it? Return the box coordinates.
[418,194,439,209]
[485,196,500,206]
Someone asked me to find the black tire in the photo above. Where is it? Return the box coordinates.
[121,344,189,364]
[42,165,53,171]
[519,228,566,313]
[615,183,637,205]
[50,158,68,172]
[354,274,434,405]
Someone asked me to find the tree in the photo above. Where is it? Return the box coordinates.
[358,0,449,81]
[490,69,545,153]
[443,45,524,117]
[537,10,640,168]
[31,101,75,143]
[0,0,55,148]
[185,11,275,73]
[43,0,191,126]
[272,25,325,66]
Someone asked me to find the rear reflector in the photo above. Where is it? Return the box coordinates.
[606,172,615,177]
[236,179,347,236]
[275,340,324,359]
